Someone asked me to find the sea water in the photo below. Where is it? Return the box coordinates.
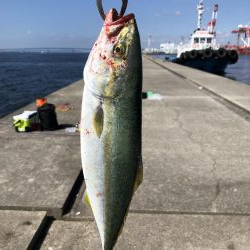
[0,52,88,118]
[0,52,249,118]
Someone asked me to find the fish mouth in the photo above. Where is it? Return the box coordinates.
[104,9,135,41]
[105,8,135,26]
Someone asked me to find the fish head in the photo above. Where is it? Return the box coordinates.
[84,9,142,100]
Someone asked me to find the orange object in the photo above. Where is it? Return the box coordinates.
[36,98,47,107]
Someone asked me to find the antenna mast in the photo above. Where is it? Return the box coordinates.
[148,34,152,50]
[197,0,204,30]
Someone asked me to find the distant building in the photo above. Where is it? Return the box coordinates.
[160,42,178,54]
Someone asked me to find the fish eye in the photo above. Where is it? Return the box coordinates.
[114,44,125,57]
[115,47,121,53]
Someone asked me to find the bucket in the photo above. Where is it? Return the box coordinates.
[36,98,47,107]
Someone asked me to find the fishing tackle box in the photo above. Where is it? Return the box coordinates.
[13,111,39,132]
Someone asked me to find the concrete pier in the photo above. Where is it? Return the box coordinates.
[1,56,250,249]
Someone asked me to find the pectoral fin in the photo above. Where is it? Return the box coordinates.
[92,105,104,138]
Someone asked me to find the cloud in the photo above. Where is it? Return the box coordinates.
[175,10,181,16]
[155,8,168,17]
[27,30,32,35]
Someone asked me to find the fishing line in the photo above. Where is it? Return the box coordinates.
[96,0,128,20]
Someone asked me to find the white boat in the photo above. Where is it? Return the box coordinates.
[173,0,238,74]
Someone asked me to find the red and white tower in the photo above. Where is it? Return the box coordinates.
[207,4,218,34]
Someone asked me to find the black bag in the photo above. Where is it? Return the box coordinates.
[37,103,59,131]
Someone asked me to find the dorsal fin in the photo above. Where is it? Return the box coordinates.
[115,157,143,244]
[133,157,143,192]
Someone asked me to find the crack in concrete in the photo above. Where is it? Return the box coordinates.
[60,209,250,220]
[211,177,221,213]
[172,108,203,152]
[172,108,222,212]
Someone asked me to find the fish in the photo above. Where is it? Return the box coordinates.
[80,8,143,250]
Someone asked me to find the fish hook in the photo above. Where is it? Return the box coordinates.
[96,0,128,20]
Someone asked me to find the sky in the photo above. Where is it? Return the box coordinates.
[0,0,249,49]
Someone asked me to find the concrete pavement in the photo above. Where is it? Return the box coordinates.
[1,57,250,249]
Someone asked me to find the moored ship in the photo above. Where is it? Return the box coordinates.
[173,0,238,74]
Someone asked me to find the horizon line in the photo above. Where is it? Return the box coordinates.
[0,47,91,51]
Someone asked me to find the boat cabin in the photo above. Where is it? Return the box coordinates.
[190,30,216,49]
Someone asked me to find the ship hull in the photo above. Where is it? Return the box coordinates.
[174,58,228,74]
[173,49,238,75]
[237,47,250,55]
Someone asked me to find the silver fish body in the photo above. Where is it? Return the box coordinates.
[81,9,142,250]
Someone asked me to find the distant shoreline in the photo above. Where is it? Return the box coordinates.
[0,48,91,53]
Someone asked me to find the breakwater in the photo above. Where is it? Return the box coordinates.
[1,56,250,248]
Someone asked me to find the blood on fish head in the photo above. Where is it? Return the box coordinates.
[84,9,141,99]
